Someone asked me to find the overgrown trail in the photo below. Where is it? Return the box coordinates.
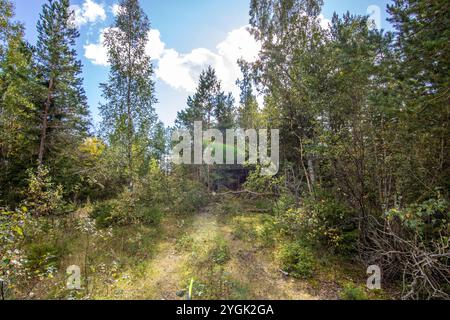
[110,204,219,299]
[142,205,220,299]
[111,201,328,300]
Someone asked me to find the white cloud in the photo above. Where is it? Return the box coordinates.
[84,28,110,66]
[71,0,106,27]
[146,29,166,61]
[85,25,262,100]
[153,25,261,98]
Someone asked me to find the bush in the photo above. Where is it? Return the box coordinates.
[172,180,209,214]
[278,241,315,278]
[340,284,368,300]
[91,188,164,228]
[134,205,163,226]
[25,242,61,278]
[24,166,64,217]
[243,165,285,194]
[257,216,276,247]
[275,189,357,255]
[208,237,230,265]
[0,207,28,296]
[91,201,115,228]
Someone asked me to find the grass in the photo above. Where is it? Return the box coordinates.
[13,198,394,300]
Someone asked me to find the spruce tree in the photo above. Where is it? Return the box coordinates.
[388,0,450,199]
[35,0,89,165]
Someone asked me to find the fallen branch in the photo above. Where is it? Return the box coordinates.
[247,208,272,213]
[213,189,278,197]
[279,269,290,277]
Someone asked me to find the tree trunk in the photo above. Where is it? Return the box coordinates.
[38,78,53,165]
[126,11,134,191]
[307,157,316,186]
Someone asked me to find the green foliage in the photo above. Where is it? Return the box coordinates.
[171,178,209,214]
[91,189,163,228]
[24,242,61,278]
[176,66,235,131]
[208,236,231,265]
[278,241,315,279]
[0,206,28,294]
[36,0,90,164]
[340,284,368,300]
[244,165,284,194]
[218,198,242,215]
[257,216,277,247]
[386,195,449,242]
[274,190,357,255]
[100,0,157,184]
[24,166,64,217]
[236,59,261,129]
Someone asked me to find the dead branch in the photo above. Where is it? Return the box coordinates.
[213,190,278,197]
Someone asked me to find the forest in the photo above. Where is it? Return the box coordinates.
[0,0,449,301]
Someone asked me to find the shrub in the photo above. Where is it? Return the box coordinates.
[91,189,164,227]
[25,242,61,278]
[275,189,357,255]
[91,201,115,228]
[0,207,28,297]
[24,166,64,217]
[257,219,276,247]
[134,205,163,226]
[340,284,368,300]
[278,241,315,278]
[209,237,230,265]
[172,180,209,214]
[243,165,285,194]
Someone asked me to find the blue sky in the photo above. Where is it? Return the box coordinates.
[12,0,393,129]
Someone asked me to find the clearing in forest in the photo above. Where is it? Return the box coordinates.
[96,198,368,300]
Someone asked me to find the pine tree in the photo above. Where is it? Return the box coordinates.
[176,66,235,131]
[215,92,235,132]
[236,59,259,129]
[35,0,90,165]
[100,0,157,187]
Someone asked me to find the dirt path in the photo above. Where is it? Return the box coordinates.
[112,205,218,299]
[113,203,324,300]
